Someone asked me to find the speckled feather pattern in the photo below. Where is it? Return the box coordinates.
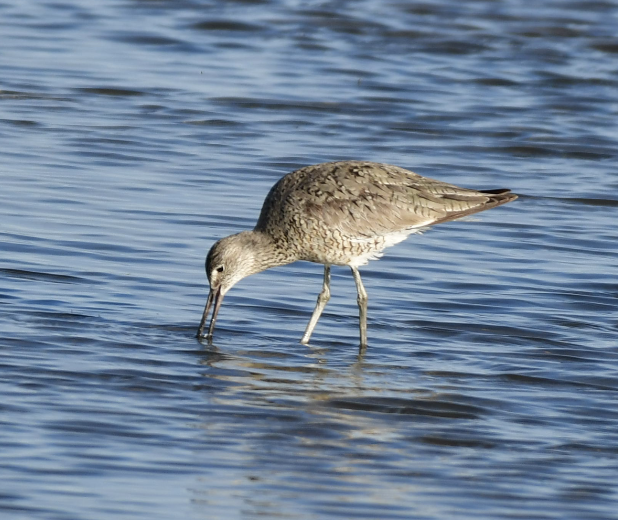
[254,161,517,267]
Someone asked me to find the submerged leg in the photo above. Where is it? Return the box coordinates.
[351,267,368,348]
[300,265,331,344]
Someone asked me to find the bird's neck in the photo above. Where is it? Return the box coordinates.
[238,230,297,274]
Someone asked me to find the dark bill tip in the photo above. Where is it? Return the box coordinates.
[196,289,213,339]
[197,286,224,340]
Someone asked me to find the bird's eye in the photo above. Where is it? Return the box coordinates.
[216,266,224,273]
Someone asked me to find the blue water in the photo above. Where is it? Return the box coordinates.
[2,1,618,519]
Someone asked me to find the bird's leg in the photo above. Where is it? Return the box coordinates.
[351,267,368,348]
[300,265,331,344]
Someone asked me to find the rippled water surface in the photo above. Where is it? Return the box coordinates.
[2,1,618,519]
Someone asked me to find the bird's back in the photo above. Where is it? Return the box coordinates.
[254,161,516,266]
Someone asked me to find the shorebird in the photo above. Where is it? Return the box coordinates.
[197,161,516,347]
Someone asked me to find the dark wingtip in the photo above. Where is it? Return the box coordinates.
[481,189,518,205]
[433,188,517,225]
[480,188,514,195]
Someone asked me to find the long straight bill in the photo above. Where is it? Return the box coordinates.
[197,287,224,340]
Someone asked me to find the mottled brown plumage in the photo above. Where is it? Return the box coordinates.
[198,161,517,347]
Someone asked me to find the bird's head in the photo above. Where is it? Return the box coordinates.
[196,231,273,340]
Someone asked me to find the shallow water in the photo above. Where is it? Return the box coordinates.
[2,1,618,519]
